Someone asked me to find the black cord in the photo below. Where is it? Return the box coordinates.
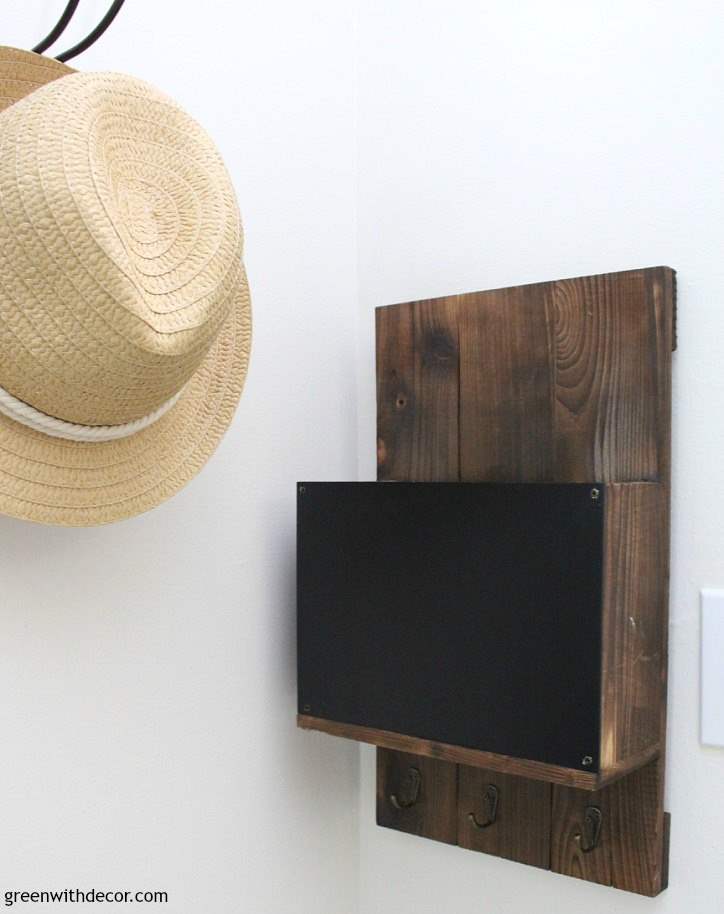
[32,0,81,54]
[55,0,126,63]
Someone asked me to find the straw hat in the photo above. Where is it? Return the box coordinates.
[0,47,251,526]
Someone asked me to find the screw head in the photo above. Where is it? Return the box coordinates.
[582,755,594,767]
[299,485,306,494]
[303,704,311,713]
[590,488,600,502]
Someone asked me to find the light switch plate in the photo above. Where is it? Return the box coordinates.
[702,589,724,746]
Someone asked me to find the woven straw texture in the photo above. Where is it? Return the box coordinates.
[0,48,251,526]
[0,45,73,112]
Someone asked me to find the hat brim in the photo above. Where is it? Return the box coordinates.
[0,273,251,526]
[0,45,74,112]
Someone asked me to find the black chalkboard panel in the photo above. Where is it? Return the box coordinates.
[297,482,604,772]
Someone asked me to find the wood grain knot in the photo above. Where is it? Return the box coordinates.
[422,330,457,368]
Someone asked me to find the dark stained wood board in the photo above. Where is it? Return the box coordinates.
[376,298,459,482]
[550,778,613,887]
[551,758,669,894]
[455,268,675,484]
[458,766,551,868]
[376,748,457,845]
[299,715,602,789]
[373,266,674,896]
[601,483,668,773]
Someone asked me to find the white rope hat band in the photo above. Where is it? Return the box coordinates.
[0,382,185,442]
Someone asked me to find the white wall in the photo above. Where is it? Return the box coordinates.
[3,2,724,912]
[356,2,724,912]
[1,3,359,913]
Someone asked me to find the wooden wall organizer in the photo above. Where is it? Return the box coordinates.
[299,266,675,896]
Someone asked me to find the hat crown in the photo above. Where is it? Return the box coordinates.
[0,70,243,426]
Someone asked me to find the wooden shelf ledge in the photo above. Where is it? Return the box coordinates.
[297,714,661,790]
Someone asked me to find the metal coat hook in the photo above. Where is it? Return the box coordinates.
[32,0,81,54]
[389,767,421,810]
[468,783,499,830]
[575,805,603,853]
